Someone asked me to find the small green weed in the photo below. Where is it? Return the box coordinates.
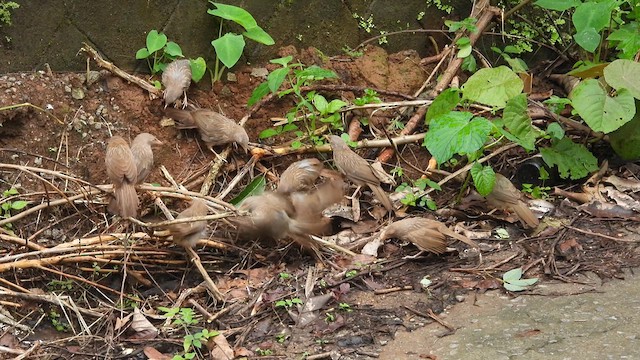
[275,298,303,309]
[158,307,219,360]
[0,1,19,27]
[1,187,28,231]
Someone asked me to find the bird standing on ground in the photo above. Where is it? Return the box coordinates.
[165,108,249,159]
[486,173,539,229]
[380,217,478,254]
[328,135,393,211]
[130,133,163,183]
[105,136,139,218]
[277,158,324,194]
[169,198,209,248]
[162,59,192,108]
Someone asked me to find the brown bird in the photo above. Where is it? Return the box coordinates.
[328,135,393,211]
[235,192,296,241]
[162,59,191,108]
[380,217,479,254]
[277,158,324,194]
[130,133,163,184]
[290,177,346,235]
[105,136,139,218]
[165,108,249,158]
[486,173,539,229]
[169,198,208,248]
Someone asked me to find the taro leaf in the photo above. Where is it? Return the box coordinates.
[243,25,275,45]
[270,56,293,67]
[470,162,495,196]
[539,137,598,180]
[533,0,580,11]
[462,66,523,108]
[604,59,640,100]
[211,33,245,69]
[572,1,614,33]
[423,111,493,165]
[574,27,600,53]
[146,30,167,54]
[164,42,183,57]
[208,2,258,30]
[608,102,640,160]
[230,175,266,205]
[189,57,207,82]
[570,78,635,133]
[425,88,460,124]
[135,48,150,60]
[502,94,538,151]
[607,22,640,60]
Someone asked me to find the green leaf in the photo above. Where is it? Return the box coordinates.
[327,99,347,113]
[546,123,565,140]
[208,2,258,30]
[462,66,524,108]
[457,44,472,58]
[502,94,538,151]
[607,23,640,59]
[248,82,270,106]
[164,41,183,57]
[604,59,640,100]
[313,94,328,114]
[230,175,266,205]
[189,57,207,82]
[146,30,167,54]
[572,1,614,33]
[10,201,27,210]
[534,0,580,11]
[267,67,289,93]
[270,56,293,67]
[503,268,523,282]
[243,25,275,45]
[426,88,460,124]
[608,104,640,160]
[470,162,495,196]
[570,78,636,133]
[135,48,150,60]
[295,66,337,81]
[6,188,19,195]
[574,27,600,53]
[423,111,493,165]
[211,33,245,69]
[259,127,279,139]
[540,137,598,179]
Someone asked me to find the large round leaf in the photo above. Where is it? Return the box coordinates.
[462,66,523,108]
[570,78,635,133]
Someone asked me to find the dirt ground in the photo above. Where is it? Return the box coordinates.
[1,45,639,359]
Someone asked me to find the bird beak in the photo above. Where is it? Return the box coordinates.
[153,139,163,146]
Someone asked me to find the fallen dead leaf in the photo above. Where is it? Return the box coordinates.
[143,346,171,360]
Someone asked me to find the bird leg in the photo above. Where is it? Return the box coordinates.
[208,146,227,163]
[347,185,362,222]
[181,91,189,109]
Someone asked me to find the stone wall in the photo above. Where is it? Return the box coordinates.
[0,0,467,73]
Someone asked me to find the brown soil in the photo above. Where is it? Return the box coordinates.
[0,45,638,359]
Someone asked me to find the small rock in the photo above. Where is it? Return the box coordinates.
[71,88,85,100]
[85,71,101,86]
[250,67,269,78]
[226,72,237,82]
[64,85,72,93]
[34,157,42,166]
[455,295,466,302]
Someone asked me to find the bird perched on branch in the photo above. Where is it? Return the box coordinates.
[486,173,539,229]
[165,108,249,159]
[105,136,139,218]
[328,135,393,211]
[162,59,191,108]
[130,133,163,183]
[277,158,324,194]
[380,217,478,254]
[169,198,208,248]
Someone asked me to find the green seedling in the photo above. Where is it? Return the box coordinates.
[1,187,28,231]
[502,268,538,292]
[275,298,303,309]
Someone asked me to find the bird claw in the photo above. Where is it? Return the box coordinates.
[209,148,227,163]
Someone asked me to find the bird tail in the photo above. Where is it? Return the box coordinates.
[165,108,197,129]
[513,200,539,228]
[439,225,479,250]
[368,184,394,211]
[114,183,139,218]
